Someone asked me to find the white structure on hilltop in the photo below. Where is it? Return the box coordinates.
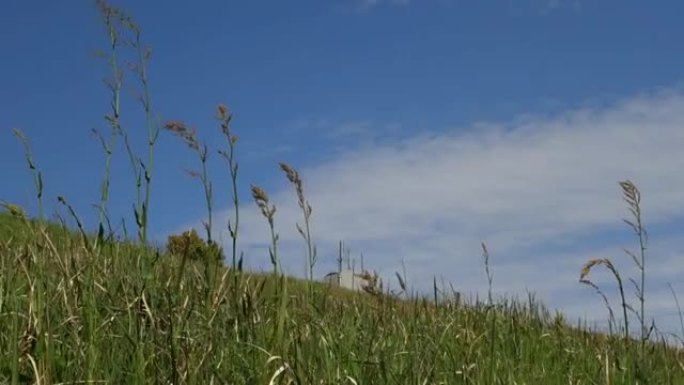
[325,242,382,293]
[323,269,380,293]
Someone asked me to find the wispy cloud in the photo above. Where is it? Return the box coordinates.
[186,88,684,335]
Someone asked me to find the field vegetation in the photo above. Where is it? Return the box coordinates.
[1,2,683,383]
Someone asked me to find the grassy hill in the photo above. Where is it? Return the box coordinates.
[1,210,683,384]
[2,2,683,383]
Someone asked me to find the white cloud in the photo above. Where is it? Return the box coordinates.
[193,88,684,337]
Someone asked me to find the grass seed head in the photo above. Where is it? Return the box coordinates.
[251,185,269,204]
[619,180,640,206]
[164,120,199,151]
[251,185,276,221]
[279,162,299,185]
[279,162,308,213]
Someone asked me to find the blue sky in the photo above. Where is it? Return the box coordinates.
[3,0,684,336]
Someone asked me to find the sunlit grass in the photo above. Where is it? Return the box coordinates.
[2,1,684,383]
[1,212,683,383]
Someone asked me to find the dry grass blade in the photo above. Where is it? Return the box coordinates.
[580,257,630,338]
[18,323,37,362]
[580,258,607,282]
[1,202,27,219]
[396,272,407,292]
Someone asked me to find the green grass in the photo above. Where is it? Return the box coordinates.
[1,211,683,384]
[3,1,684,383]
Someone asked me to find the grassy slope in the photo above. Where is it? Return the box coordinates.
[1,211,683,384]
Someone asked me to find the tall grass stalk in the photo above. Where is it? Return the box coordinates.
[92,128,116,241]
[481,242,497,385]
[164,121,214,245]
[129,17,159,245]
[619,180,649,357]
[481,242,494,306]
[57,196,92,254]
[250,185,288,350]
[96,1,142,239]
[280,163,317,299]
[12,129,43,221]
[97,1,159,244]
[217,104,241,270]
[667,283,684,348]
[94,0,124,240]
[251,186,279,275]
[579,258,630,339]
